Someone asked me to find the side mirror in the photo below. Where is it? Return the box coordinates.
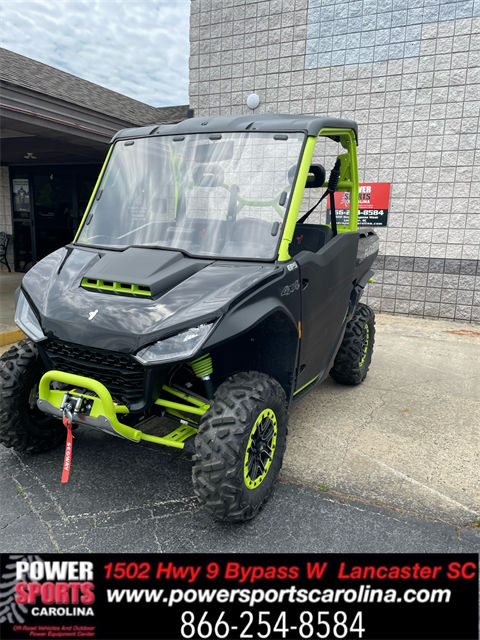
[287,164,326,188]
[305,165,326,188]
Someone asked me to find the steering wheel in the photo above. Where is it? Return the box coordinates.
[226,218,274,243]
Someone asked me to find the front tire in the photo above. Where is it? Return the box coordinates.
[192,371,288,522]
[0,340,65,453]
[330,303,375,385]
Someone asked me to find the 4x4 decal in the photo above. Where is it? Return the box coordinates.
[281,280,300,296]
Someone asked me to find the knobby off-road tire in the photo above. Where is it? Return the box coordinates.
[192,371,288,522]
[0,340,65,453]
[330,303,375,385]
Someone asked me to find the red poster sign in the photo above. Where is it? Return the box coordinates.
[327,182,391,226]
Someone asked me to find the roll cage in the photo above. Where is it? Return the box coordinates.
[73,116,359,262]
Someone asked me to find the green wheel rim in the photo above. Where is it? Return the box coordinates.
[359,323,369,366]
[244,408,277,490]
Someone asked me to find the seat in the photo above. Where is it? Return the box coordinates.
[221,241,268,258]
[289,223,333,257]
[0,231,11,272]
[220,218,276,258]
[166,226,196,244]
[179,219,227,254]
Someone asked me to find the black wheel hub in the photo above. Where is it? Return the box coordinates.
[246,414,276,483]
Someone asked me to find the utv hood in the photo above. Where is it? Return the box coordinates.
[22,247,279,352]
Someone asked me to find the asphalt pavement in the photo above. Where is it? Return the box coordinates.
[1,438,479,554]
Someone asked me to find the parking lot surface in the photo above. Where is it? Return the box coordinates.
[1,313,479,553]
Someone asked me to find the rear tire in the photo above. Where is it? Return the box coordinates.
[0,340,65,453]
[330,303,375,385]
[192,371,288,522]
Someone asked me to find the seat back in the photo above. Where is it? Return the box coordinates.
[289,223,333,257]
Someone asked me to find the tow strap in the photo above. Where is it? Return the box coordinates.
[61,417,73,483]
[61,402,74,483]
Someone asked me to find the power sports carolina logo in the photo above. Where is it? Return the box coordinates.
[0,556,95,623]
[340,186,372,207]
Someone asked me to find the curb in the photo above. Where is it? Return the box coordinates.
[0,328,25,346]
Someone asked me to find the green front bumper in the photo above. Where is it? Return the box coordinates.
[38,370,208,449]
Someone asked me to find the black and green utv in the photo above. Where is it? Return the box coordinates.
[0,114,378,521]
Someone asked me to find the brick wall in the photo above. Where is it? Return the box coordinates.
[189,0,480,323]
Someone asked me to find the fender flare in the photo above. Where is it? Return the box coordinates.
[349,268,374,319]
[204,295,298,351]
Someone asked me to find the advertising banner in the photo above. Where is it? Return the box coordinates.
[1,553,477,639]
[326,183,391,227]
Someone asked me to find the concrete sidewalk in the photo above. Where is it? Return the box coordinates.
[285,313,480,525]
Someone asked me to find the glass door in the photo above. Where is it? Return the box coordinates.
[33,168,74,262]
[10,165,102,271]
[11,175,35,272]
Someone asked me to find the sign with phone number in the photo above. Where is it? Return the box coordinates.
[326,183,391,227]
[0,554,477,640]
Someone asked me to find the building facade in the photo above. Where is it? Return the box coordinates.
[0,48,189,272]
[188,0,480,323]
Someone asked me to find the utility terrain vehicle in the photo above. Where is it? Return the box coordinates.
[0,114,378,521]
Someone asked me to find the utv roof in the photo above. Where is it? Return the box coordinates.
[110,114,358,144]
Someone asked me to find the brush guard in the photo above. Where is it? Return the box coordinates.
[37,370,209,449]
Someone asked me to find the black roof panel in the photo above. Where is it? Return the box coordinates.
[111,114,358,143]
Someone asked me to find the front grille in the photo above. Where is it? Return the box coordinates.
[44,341,146,405]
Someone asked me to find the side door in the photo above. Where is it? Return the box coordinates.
[294,232,359,392]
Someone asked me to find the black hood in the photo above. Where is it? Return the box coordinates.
[22,247,279,352]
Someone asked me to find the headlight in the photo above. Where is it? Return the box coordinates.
[134,323,215,364]
[15,291,45,342]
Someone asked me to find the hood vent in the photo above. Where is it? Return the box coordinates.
[81,278,151,297]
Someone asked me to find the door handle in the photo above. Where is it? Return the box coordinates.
[302,279,309,290]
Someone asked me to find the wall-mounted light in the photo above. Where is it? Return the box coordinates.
[247,93,260,110]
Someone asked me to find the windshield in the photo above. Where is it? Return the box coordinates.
[77,132,305,260]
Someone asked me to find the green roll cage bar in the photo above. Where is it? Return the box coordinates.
[279,128,358,261]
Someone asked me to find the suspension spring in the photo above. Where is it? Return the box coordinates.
[190,354,213,378]
[190,354,214,400]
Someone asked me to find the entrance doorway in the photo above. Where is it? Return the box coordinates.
[10,164,101,271]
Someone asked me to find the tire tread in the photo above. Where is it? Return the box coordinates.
[329,303,375,385]
[0,340,64,453]
[192,371,288,521]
